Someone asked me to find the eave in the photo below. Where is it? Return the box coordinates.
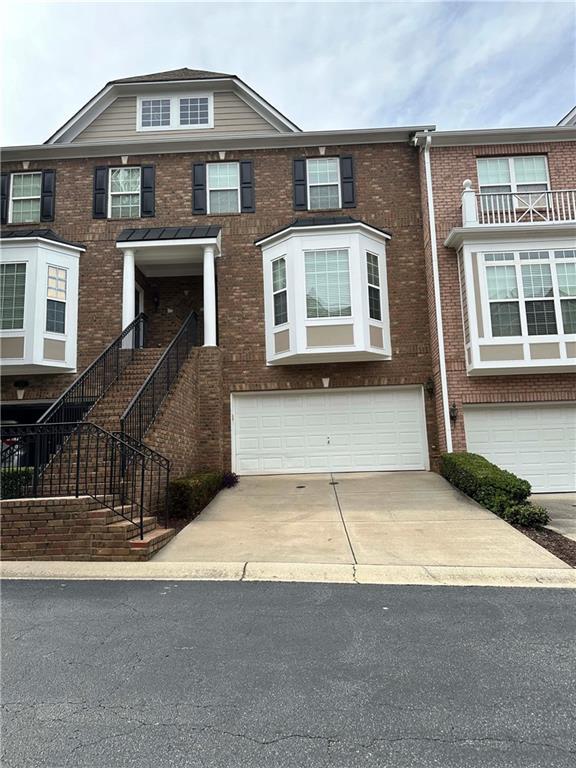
[413,125,576,147]
[444,222,576,249]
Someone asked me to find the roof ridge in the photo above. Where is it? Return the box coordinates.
[110,67,234,85]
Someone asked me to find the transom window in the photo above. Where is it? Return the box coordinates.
[272,257,287,326]
[484,249,576,337]
[0,263,26,330]
[141,99,171,128]
[180,97,209,126]
[108,167,141,219]
[477,156,549,207]
[10,173,42,224]
[307,158,341,210]
[366,252,382,321]
[46,266,66,334]
[305,249,351,318]
[207,163,240,214]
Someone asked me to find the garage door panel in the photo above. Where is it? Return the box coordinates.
[464,405,576,492]
[233,387,428,475]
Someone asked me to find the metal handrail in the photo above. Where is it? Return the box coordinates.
[39,313,148,425]
[120,311,198,443]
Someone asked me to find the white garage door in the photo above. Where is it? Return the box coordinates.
[232,387,429,475]
[464,404,576,492]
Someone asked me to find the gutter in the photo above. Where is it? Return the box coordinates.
[421,134,453,453]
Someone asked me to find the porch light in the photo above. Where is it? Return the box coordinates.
[449,402,458,423]
[322,377,330,388]
[14,380,29,400]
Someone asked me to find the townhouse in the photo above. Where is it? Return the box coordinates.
[1,68,575,499]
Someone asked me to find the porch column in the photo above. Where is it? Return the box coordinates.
[203,245,217,346]
[121,248,136,342]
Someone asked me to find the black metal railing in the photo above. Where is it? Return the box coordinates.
[0,422,156,538]
[120,311,198,442]
[39,313,148,425]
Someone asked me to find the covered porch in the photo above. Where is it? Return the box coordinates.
[116,226,221,348]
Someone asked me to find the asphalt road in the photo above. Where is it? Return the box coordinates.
[2,581,575,768]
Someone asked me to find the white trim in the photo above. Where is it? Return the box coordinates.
[423,136,452,453]
[116,235,221,253]
[135,282,145,315]
[136,92,214,132]
[0,236,85,254]
[271,255,288,327]
[413,126,576,147]
[255,221,391,248]
[445,222,576,249]
[7,172,42,225]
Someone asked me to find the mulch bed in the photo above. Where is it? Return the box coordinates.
[515,525,576,568]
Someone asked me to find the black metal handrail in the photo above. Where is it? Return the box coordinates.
[39,313,148,425]
[0,422,157,539]
[120,311,198,442]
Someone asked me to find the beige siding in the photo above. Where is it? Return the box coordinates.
[74,92,279,143]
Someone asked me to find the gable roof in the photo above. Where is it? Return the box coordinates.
[558,106,576,126]
[109,68,233,84]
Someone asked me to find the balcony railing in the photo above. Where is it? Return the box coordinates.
[461,181,576,227]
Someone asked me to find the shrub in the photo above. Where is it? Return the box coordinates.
[440,452,548,528]
[1,467,33,500]
[168,472,224,520]
[222,471,239,488]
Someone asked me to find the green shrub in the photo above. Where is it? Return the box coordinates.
[440,452,548,528]
[168,472,224,520]
[1,467,33,500]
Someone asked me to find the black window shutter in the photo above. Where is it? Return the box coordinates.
[239,160,255,213]
[140,165,155,218]
[40,170,56,222]
[340,156,356,208]
[192,163,207,215]
[293,158,307,210]
[0,173,8,225]
[93,167,108,219]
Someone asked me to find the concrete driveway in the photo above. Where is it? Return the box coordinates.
[154,472,567,569]
[534,493,576,542]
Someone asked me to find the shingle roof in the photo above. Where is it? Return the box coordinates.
[117,226,221,242]
[109,68,233,85]
[255,217,392,245]
[0,228,85,249]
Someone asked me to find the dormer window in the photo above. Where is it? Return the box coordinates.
[137,93,213,131]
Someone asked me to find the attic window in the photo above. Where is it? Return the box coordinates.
[137,93,213,131]
[141,99,171,128]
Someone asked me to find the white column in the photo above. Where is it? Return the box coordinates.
[461,179,479,226]
[203,245,217,346]
[121,249,136,347]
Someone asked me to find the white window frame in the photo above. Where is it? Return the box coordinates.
[272,257,288,327]
[480,248,576,340]
[46,265,67,336]
[477,155,550,195]
[0,262,27,331]
[107,167,142,220]
[206,162,241,215]
[366,252,382,322]
[306,158,342,211]
[136,92,214,132]
[8,172,42,225]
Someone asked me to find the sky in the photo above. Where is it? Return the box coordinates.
[1,0,575,146]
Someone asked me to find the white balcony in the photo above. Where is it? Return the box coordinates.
[461,181,576,227]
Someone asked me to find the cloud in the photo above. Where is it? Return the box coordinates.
[1,0,574,145]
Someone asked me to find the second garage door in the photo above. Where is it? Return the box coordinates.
[232,387,429,475]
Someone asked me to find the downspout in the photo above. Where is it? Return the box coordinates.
[422,134,453,453]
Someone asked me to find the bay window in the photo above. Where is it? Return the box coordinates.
[366,252,382,321]
[0,263,26,330]
[46,266,67,334]
[305,249,351,318]
[272,258,287,325]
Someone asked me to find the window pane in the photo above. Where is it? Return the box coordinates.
[486,266,518,300]
[47,266,67,301]
[555,250,576,259]
[0,263,26,330]
[307,158,339,185]
[11,198,41,224]
[525,300,557,335]
[490,302,521,337]
[519,251,549,260]
[368,286,381,321]
[46,299,65,334]
[513,156,548,184]
[208,163,239,190]
[305,249,351,318]
[477,158,511,186]
[110,168,141,193]
[209,189,239,214]
[180,97,209,125]
[110,193,140,219]
[367,253,380,286]
[521,264,554,298]
[11,172,42,197]
[272,258,286,292]
[556,263,576,297]
[274,291,288,326]
[484,252,514,262]
[141,99,170,127]
[309,185,339,210]
[561,299,576,334]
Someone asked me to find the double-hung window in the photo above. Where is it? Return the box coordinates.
[109,167,141,219]
[0,263,26,330]
[366,253,382,321]
[10,173,42,224]
[477,156,549,208]
[484,249,576,337]
[207,163,240,214]
[272,258,288,326]
[305,249,351,318]
[307,158,341,210]
[46,266,66,334]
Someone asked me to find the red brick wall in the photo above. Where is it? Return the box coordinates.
[425,141,576,451]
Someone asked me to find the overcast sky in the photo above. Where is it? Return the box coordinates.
[2,0,575,145]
